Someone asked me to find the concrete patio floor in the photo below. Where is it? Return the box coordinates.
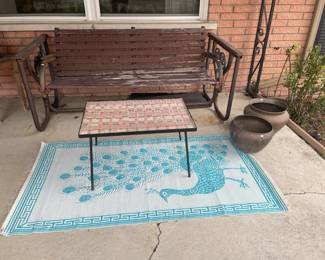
[0,93,324,260]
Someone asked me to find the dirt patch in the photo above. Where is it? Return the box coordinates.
[304,111,325,146]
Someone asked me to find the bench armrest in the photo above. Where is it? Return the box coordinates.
[207,32,242,58]
[41,54,56,64]
[204,33,242,121]
[15,34,48,60]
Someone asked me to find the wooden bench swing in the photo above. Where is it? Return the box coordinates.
[15,27,242,131]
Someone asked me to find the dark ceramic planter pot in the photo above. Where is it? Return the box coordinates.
[230,115,274,153]
[244,98,289,133]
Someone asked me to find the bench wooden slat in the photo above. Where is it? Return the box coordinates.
[51,77,214,88]
[56,55,203,65]
[51,66,213,87]
[55,34,205,43]
[55,41,205,51]
[55,28,205,36]
[55,62,204,75]
[55,67,204,77]
[55,70,209,81]
[55,47,204,57]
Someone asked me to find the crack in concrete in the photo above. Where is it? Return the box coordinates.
[149,223,162,260]
[284,191,325,196]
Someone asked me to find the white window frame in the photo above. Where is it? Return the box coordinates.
[0,0,209,22]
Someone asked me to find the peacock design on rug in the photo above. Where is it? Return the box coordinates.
[150,148,249,203]
[59,141,249,203]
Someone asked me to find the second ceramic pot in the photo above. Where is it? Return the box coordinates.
[244,98,289,132]
[230,115,274,153]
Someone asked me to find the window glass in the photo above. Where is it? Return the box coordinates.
[0,0,85,16]
[99,0,200,16]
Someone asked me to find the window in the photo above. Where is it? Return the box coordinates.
[0,0,208,21]
[0,0,85,16]
[99,0,200,16]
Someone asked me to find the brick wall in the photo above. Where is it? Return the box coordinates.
[0,31,53,96]
[209,0,316,96]
[0,0,317,97]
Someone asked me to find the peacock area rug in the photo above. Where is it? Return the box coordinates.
[1,135,287,236]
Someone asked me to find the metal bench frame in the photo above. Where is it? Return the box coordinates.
[14,28,242,131]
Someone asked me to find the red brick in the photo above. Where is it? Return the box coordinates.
[269,40,305,48]
[299,27,311,34]
[35,31,53,37]
[275,5,291,12]
[0,38,34,46]
[242,41,256,48]
[262,67,286,74]
[211,5,233,13]
[283,34,308,41]
[209,5,218,13]
[218,28,245,35]
[288,19,312,27]
[272,20,288,27]
[248,13,260,20]
[290,5,315,12]
[276,13,304,20]
[303,13,314,20]
[272,27,299,34]
[244,27,258,35]
[264,54,288,61]
[221,13,248,20]
[209,0,221,4]
[229,41,244,49]
[234,20,256,28]
[278,0,305,4]
[269,34,284,41]
[222,0,250,4]
[3,31,36,38]
[231,35,256,42]
[234,5,259,13]
[266,48,286,55]
[261,61,281,68]
[208,13,219,21]
[217,20,234,28]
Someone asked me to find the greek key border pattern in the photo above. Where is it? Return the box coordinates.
[2,135,287,236]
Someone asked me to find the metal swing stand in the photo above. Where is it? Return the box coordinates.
[246,0,277,98]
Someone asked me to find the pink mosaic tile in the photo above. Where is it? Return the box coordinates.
[79,98,196,136]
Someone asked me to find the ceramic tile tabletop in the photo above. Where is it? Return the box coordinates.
[79,98,196,136]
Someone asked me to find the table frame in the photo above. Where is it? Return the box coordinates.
[79,100,197,191]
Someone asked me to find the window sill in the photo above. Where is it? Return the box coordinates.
[0,20,217,31]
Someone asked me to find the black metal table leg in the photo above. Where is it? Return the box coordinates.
[184,132,191,177]
[89,137,94,191]
[95,137,98,146]
[178,132,182,141]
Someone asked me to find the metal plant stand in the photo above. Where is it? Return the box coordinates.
[246,0,277,97]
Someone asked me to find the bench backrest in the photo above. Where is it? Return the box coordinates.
[54,28,206,76]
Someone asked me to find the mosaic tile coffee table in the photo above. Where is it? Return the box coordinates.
[79,98,197,190]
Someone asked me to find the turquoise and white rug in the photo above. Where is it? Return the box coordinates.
[1,135,287,236]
